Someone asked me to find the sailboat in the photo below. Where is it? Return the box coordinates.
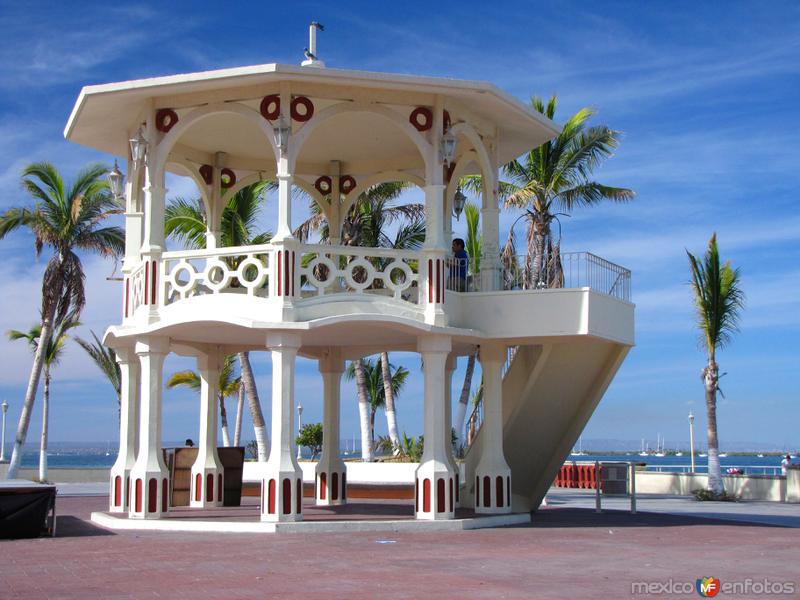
[571,437,587,456]
[639,438,649,457]
[653,434,666,457]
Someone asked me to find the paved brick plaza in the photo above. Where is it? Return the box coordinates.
[1,495,798,599]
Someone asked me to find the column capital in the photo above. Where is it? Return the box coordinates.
[135,336,170,356]
[445,352,458,372]
[479,342,506,363]
[266,331,302,350]
[318,348,345,374]
[114,345,138,364]
[417,334,452,354]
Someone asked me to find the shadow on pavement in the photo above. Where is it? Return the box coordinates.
[528,507,788,529]
[55,516,115,538]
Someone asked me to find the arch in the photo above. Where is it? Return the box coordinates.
[448,122,496,208]
[153,102,279,181]
[288,102,433,179]
[341,170,426,218]
[168,158,212,209]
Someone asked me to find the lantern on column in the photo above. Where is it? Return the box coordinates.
[440,128,457,166]
[107,160,124,200]
[452,187,467,221]
[129,127,148,167]
[273,116,290,153]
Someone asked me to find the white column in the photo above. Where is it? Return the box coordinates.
[480,141,501,291]
[129,337,170,519]
[259,332,304,522]
[108,346,139,513]
[445,352,461,508]
[475,342,512,514]
[190,352,224,508]
[415,335,456,520]
[139,161,166,323]
[315,348,347,506]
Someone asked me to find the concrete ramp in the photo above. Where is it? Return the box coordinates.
[463,340,630,512]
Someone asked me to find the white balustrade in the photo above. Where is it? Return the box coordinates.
[125,262,147,318]
[299,244,420,303]
[161,245,271,304]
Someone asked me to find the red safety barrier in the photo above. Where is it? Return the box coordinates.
[570,464,579,488]
[588,465,596,489]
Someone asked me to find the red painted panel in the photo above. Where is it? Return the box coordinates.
[124,279,129,318]
[332,472,339,501]
[496,476,504,508]
[415,479,419,512]
[284,250,290,298]
[342,472,346,499]
[207,473,214,502]
[135,478,142,513]
[151,261,157,305]
[127,476,131,509]
[456,473,460,502]
[148,478,157,513]
[277,250,282,296]
[436,259,441,303]
[427,259,433,303]
[282,478,291,514]
[319,472,327,500]
[423,478,431,513]
[291,251,296,296]
[114,476,121,507]
[483,476,491,508]
[268,479,276,514]
[449,477,453,510]
[436,478,445,513]
[296,478,302,513]
[507,476,511,506]
[476,476,480,506]
[162,478,168,512]
[218,474,223,500]
[195,473,202,501]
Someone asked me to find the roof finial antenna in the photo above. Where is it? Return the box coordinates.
[302,21,326,68]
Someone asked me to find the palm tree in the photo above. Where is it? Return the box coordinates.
[454,202,481,441]
[75,330,121,420]
[165,182,273,459]
[345,357,409,452]
[0,162,123,479]
[295,183,424,456]
[8,316,80,481]
[167,355,242,447]
[687,234,744,496]
[468,96,634,288]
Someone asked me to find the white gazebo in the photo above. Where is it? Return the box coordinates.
[66,43,633,530]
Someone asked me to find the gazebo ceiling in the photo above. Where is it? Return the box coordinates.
[65,63,560,176]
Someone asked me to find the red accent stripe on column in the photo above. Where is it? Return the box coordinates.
[427,259,433,303]
[291,251,296,296]
[261,480,265,513]
[207,473,214,502]
[114,476,121,507]
[423,478,431,513]
[127,476,131,510]
[144,264,149,305]
[449,477,453,511]
[476,476,480,506]
[284,250,290,298]
[319,472,327,500]
[483,476,491,508]
[148,478,157,513]
[282,478,291,514]
[342,473,346,500]
[135,478,142,512]
[437,478,445,513]
[162,478,168,512]
[218,474,223,502]
[124,279,130,318]
[268,479,276,514]
[496,476,504,508]
[331,472,338,501]
[456,473,460,502]
[436,259,442,303]
[277,250,283,296]
[507,476,511,507]
[151,261,157,305]
[415,479,419,512]
[195,474,201,501]
[296,478,302,513]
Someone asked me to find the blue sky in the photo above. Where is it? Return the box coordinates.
[0,1,798,451]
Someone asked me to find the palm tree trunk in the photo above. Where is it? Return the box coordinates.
[354,359,373,462]
[6,315,53,480]
[239,352,268,461]
[704,356,724,495]
[39,370,50,482]
[233,382,244,447]
[530,219,547,287]
[370,407,376,450]
[454,352,476,442]
[380,352,401,453]
[219,393,231,447]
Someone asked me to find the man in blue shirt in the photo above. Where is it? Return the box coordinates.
[449,238,469,292]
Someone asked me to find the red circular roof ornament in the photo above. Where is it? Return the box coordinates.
[340,175,357,195]
[315,176,332,195]
[220,168,236,189]
[199,165,213,185]
[409,107,433,132]
[290,96,314,122]
[260,95,281,121]
[155,109,179,133]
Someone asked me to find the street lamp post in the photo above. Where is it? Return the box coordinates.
[297,403,303,461]
[688,411,696,473]
[1,400,8,462]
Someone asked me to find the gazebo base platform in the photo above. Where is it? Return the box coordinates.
[90,498,529,534]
